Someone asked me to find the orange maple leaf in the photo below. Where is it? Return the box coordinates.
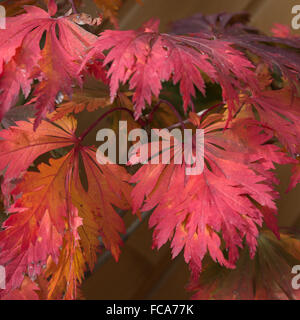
[1,277,39,300]
[53,80,112,120]
[0,114,132,299]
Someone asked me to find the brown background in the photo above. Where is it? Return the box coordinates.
[81,0,300,299]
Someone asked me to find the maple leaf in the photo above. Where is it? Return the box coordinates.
[271,23,300,39]
[128,114,291,278]
[53,78,111,120]
[72,146,131,262]
[0,1,97,127]
[1,105,36,129]
[43,195,86,300]
[288,159,300,192]
[92,0,141,28]
[171,12,254,36]
[244,88,300,156]
[0,114,132,298]
[83,13,300,122]
[1,277,40,300]
[0,154,72,293]
[1,3,299,301]
[171,12,300,87]
[0,115,77,189]
[82,19,258,121]
[188,230,300,300]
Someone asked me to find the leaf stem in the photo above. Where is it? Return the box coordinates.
[166,103,224,130]
[199,103,224,122]
[149,99,187,129]
[147,101,161,123]
[166,113,201,130]
[78,107,135,142]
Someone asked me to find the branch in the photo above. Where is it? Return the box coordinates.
[166,103,225,130]
[78,107,135,142]
[90,211,152,273]
[148,99,187,129]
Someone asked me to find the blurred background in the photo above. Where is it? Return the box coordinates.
[78,0,300,300]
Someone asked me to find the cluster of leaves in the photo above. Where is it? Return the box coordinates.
[0,1,300,299]
[1,0,133,27]
[188,229,300,300]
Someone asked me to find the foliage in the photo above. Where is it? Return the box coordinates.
[0,1,300,299]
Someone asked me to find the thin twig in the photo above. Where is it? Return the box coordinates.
[198,103,224,121]
[166,109,206,130]
[166,103,225,130]
[157,99,187,129]
[147,100,162,123]
[78,107,135,142]
[92,211,152,271]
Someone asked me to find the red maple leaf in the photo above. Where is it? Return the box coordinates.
[188,230,300,300]
[288,160,300,192]
[171,12,300,86]
[271,23,300,39]
[0,115,77,191]
[81,19,258,120]
[1,277,40,300]
[129,114,291,278]
[245,88,300,156]
[0,114,131,297]
[0,0,97,127]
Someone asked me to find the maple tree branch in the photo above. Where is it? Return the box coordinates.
[86,211,152,274]
[122,211,151,243]
[78,107,135,141]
